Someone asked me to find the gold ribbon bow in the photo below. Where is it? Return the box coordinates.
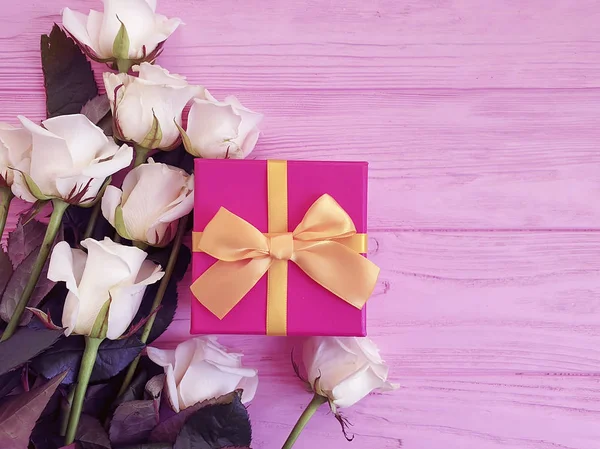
[191,160,379,335]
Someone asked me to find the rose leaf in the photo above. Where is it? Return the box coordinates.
[42,24,98,118]
[0,327,63,377]
[0,248,56,325]
[0,371,67,449]
[109,384,162,447]
[80,95,111,125]
[30,335,145,384]
[7,217,47,267]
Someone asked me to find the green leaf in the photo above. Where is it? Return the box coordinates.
[42,24,98,118]
[89,299,110,339]
[0,371,67,449]
[114,204,132,239]
[174,121,194,156]
[12,168,53,201]
[139,112,163,149]
[112,18,130,60]
[0,327,63,376]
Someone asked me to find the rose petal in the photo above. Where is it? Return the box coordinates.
[62,8,95,50]
[107,262,162,340]
[74,238,134,336]
[81,143,133,179]
[18,115,73,197]
[101,185,123,227]
[42,114,109,167]
[186,99,242,158]
[135,62,189,87]
[100,0,157,58]
[331,363,387,408]
[48,242,87,336]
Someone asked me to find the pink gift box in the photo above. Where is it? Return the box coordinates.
[190,159,369,336]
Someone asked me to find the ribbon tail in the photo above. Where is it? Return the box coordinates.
[294,241,380,310]
[190,257,272,319]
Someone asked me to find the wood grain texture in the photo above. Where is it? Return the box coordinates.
[1,0,599,448]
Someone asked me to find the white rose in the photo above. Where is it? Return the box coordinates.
[183,91,262,159]
[48,237,164,340]
[104,63,203,150]
[0,123,32,199]
[16,114,132,205]
[147,336,258,413]
[62,0,181,64]
[101,159,193,246]
[303,337,397,409]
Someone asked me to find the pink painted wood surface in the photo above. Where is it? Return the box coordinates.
[1,1,600,448]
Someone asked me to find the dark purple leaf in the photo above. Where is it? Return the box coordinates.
[80,95,110,125]
[118,444,172,449]
[0,371,67,449]
[151,146,194,175]
[150,391,246,446]
[76,414,111,449]
[0,327,63,376]
[109,375,164,446]
[0,246,56,325]
[0,250,12,297]
[30,335,145,384]
[82,382,120,420]
[0,370,21,400]
[42,24,98,118]
[59,444,79,449]
[7,217,46,267]
[172,391,251,449]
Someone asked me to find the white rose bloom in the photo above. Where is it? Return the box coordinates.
[48,237,164,340]
[102,159,194,246]
[147,336,258,413]
[104,63,203,150]
[16,114,132,205]
[62,0,181,62]
[0,123,33,200]
[303,337,397,409]
[184,91,262,159]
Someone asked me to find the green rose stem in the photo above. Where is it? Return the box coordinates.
[282,393,328,449]
[0,199,68,341]
[0,186,13,239]
[82,198,102,240]
[117,214,188,398]
[64,336,103,445]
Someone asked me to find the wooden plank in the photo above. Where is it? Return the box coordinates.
[245,375,600,449]
[161,231,600,374]
[3,88,599,230]
[0,0,599,92]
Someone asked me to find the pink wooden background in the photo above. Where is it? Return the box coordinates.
[2,1,600,448]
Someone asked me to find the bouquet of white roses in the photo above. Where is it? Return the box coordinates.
[0,1,395,448]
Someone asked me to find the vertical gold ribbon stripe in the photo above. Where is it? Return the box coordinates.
[266,160,288,336]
